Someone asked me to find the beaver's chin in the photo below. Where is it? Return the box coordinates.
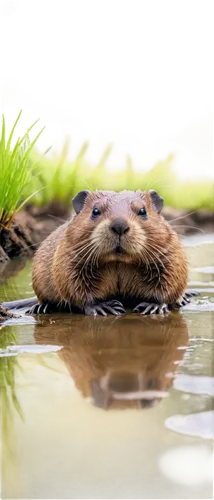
[101,245,134,263]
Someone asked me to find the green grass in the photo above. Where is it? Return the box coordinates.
[0,111,44,228]
[0,111,213,216]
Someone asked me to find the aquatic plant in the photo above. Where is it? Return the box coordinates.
[0,111,44,228]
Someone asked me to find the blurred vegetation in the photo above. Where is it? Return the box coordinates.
[1,112,213,223]
[0,327,25,498]
[25,147,213,211]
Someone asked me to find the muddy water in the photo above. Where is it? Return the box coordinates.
[0,235,213,499]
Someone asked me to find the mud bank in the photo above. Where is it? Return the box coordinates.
[0,205,213,263]
[0,304,18,321]
[0,203,70,263]
[163,207,214,235]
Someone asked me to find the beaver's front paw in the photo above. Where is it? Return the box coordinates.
[133,302,169,315]
[84,300,126,316]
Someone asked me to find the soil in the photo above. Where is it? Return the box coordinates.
[0,203,213,264]
[163,207,214,236]
[0,202,71,263]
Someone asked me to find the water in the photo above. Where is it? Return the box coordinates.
[0,236,213,499]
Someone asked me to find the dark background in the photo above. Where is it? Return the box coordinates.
[0,0,214,158]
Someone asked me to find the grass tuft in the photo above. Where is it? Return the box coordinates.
[0,111,44,228]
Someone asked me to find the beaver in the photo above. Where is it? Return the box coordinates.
[29,189,196,316]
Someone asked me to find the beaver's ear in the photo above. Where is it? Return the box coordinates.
[72,190,89,213]
[149,190,164,214]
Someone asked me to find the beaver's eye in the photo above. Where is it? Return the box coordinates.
[92,207,101,218]
[138,207,147,217]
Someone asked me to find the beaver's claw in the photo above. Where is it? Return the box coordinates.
[27,301,57,314]
[175,296,190,307]
[27,301,73,314]
[184,290,200,298]
[133,302,169,315]
[84,300,126,316]
[175,290,200,308]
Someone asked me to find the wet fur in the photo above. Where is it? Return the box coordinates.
[32,190,188,309]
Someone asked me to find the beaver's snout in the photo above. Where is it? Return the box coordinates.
[109,217,130,236]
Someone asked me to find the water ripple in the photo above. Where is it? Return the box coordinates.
[192,266,214,274]
[165,411,214,440]
[182,233,214,247]
[0,344,62,357]
[173,374,214,396]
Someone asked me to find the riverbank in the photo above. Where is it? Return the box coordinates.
[0,203,70,263]
[163,206,214,235]
[0,205,213,263]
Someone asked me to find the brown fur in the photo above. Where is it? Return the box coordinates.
[32,190,188,308]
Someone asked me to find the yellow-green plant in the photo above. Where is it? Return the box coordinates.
[0,327,24,474]
[0,111,44,227]
[1,112,213,214]
[23,140,89,207]
[25,133,214,210]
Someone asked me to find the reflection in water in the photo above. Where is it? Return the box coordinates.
[0,258,32,302]
[0,326,24,491]
[0,258,27,285]
[0,237,213,499]
[34,313,189,410]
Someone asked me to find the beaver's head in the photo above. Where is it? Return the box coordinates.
[70,189,168,264]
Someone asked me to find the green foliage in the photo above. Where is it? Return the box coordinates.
[0,327,24,468]
[23,148,213,211]
[22,140,89,206]
[92,129,130,165]
[0,111,44,227]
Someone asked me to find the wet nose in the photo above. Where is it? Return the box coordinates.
[110,218,130,236]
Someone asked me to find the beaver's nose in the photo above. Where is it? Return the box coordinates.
[110,218,130,235]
